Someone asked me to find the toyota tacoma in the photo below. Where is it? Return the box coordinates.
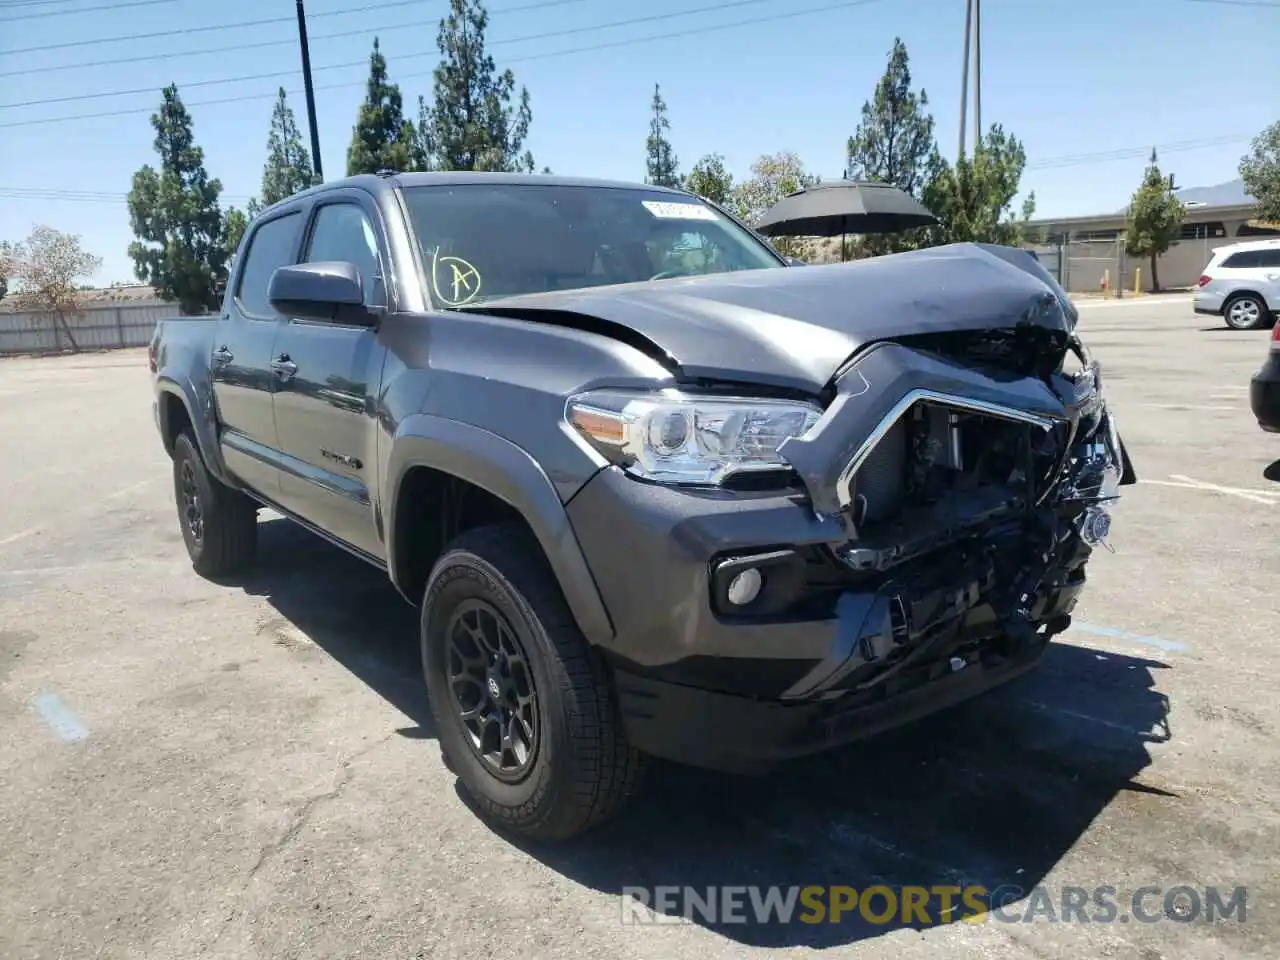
[149,172,1135,841]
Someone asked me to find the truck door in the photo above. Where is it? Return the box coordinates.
[210,208,303,497]
[269,193,389,559]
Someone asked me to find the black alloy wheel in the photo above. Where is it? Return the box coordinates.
[421,523,645,841]
[445,598,540,782]
[178,458,204,549]
[170,431,258,577]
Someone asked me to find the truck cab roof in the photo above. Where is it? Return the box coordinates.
[257,171,694,217]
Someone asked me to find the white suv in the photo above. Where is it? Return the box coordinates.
[1193,238,1280,330]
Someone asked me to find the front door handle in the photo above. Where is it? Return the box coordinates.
[212,345,234,365]
[270,355,298,380]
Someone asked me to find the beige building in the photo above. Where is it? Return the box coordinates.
[1023,180,1278,293]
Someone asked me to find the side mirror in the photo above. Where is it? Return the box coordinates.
[268,261,373,324]
[785,256,808,267]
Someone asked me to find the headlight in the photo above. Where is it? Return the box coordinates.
[566,389,822,485]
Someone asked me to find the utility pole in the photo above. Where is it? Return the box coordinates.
[296,0,324,183]
[958,0,972,162]
[973,0,982,154]
[958,0,983,161]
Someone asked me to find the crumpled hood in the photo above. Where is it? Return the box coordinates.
[464,241,1074,394]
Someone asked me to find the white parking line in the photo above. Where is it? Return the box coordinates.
[1135,403,1240,412]
[0,474,166,548]
[1074,295,1194,309]
[1140,474,1280,505]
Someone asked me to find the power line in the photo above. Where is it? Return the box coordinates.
[1177,0,1279,6]
[0,187,256,204]
[0,133,1255,207]
[0,0,782,109]
[0,0,887,128]
[0,0,111,7]
[0,0,592,77]
[0,0,178,22]
[1024,134,1250,170]
[4,0,451,55]
[0,14,429,77]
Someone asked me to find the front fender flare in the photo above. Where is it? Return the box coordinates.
[385,414,615,646]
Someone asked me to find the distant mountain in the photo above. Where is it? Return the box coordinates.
[1108,178,1254,215]
[1172,178,1254,207]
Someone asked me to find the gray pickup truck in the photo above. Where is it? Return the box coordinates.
[149,171,1135,841]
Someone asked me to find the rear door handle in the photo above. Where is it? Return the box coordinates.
[270,355,298,380]
[212,345,234,364]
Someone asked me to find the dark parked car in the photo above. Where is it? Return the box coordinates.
[1250,319,1280,432]
[149,172,1135,840]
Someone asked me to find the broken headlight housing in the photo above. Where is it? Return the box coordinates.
[566,389,822,485]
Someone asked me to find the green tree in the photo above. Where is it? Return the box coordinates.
[922,123,1035,248]
[223,206,249,264]
[1239,121,1280,223]
[127,84,229,314]
[417,0,535,172]
[1123,148,1185,292]
[346,37,416,175]
[410,94,436,171]
[685,153,734,205]
[259,87,316,206]
[845,37,942,255]
[729,151,820,258]
[846,38,937,197]
[645,83,680,188]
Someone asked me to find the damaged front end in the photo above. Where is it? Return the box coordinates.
[775,318,1133,703]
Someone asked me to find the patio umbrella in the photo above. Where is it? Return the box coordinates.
[755,180,939,261]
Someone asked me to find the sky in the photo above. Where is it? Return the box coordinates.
[0,0,1277,285]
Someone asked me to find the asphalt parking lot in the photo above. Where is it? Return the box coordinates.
[1,294,1278,959]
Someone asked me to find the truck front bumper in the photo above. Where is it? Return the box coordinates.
[610,636,1047,773]
[563,340,1127,773]
[565,465,1086,773]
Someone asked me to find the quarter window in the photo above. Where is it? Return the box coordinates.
[1222,251,1263,268]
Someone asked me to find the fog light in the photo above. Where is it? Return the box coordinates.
[726,567,763,606]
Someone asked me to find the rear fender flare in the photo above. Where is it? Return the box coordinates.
[155,371,233,484]
[385,414,615,645]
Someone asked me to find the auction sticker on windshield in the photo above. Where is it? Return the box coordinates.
[641,200,720,220]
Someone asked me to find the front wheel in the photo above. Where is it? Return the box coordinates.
[171,431,258,577]
[421,523,645,841]
[1224,293,1269,330]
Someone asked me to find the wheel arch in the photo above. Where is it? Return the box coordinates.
[1223,289,1271,329]
[385,414,615,646]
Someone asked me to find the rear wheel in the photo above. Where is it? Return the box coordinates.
[421,523,645,841]
[172,431,258,577]
[1224,293,1268,330]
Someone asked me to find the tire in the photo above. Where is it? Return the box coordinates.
[1224,293,1269,331]
[421,523,645,841]
[171,431,258,578]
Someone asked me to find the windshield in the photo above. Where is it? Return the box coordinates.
[400,182,785,307]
